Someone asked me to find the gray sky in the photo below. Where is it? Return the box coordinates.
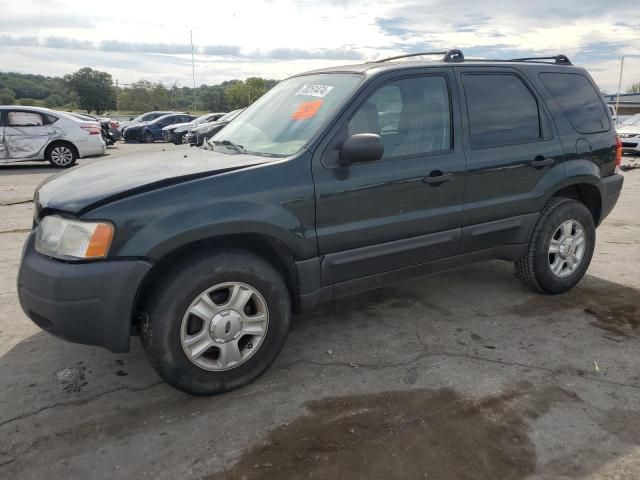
[1,0,638,91]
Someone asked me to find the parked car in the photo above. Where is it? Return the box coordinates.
[162,113,226,145]
[123,113,196,143]
[617,113,640,155]
[119,111,181,132]
[67,112,119,145]
[188,109,242,147]
[0,106,105,167]
[608,105,617,124]
[17,50,623,395]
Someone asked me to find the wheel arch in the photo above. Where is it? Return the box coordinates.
[551,182,602,226]
[45,140,79,160]
[133,232,302,331]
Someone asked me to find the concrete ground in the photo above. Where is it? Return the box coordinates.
[1,144,639,480]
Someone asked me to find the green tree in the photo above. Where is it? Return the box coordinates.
[44,94,64,108]
[627,81,640,94]
[64,67,115,114]
[0,87,15,104]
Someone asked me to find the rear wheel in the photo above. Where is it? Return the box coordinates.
[46,143,77,168]
[515,197,595,294]
[141,250,291,395]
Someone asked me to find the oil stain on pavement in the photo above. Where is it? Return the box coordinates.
[208,382,580,480]
[510,278,639,338]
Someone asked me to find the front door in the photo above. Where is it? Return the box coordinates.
[313,69,467,285]
[4,110,54,160]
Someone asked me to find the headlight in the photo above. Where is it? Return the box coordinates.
[35,215,114,260]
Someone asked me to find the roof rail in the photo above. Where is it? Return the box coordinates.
[367,50,572,66]
[369,49,465,64]
[508,55,572,65]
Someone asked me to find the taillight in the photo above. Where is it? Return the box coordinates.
[615,136,622,173]
[81,124,101,135]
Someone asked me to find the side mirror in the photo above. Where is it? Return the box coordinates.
[339,133,384,166]
[129,117,134,120]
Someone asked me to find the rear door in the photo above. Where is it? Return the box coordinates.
[455,67,565,252]
[4,110,54,160]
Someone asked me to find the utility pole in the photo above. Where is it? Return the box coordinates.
[115,79,119,116]
[191,30,197,113]
[615,56,625,124]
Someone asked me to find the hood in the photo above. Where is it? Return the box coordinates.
[162,122,192,132]
[124,121,151,132]
[35,148,274,215]
[617,125,640,135]
[194,121,226,133]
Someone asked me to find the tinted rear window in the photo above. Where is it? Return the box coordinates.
[463,74,541,149]
[540,73,610,134]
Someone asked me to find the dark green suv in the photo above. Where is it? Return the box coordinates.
[18,50,624,394]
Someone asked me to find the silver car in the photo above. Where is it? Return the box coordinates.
[0,106,106,168]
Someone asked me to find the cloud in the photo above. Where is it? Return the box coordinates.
[1,0,639,92]
[0,34,362,61]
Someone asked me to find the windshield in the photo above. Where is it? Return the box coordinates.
[621,114,640,126]
[212,73,363,156]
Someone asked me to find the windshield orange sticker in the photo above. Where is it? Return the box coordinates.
[292,100,323,120]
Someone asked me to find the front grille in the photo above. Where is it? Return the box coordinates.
[622,142,638,148]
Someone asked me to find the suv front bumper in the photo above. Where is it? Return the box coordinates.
[17,234,152,353]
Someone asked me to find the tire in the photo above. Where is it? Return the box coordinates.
[142,131,154,143]
[515,197,595,294]
[46,142,77,168]
[173,134,183,145]
[141,250,291,395]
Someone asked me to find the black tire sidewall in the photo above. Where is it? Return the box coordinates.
[142,251,291,395]
[532,200,595,293]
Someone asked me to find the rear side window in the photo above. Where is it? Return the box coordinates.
[540,73,610,134]
[463,74,541,149]
[7,111,45,127]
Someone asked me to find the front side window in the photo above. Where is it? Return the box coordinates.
[7,111,45,127]
[540,72,610,134]
[212,73,363,156]
[463,74,541,149]
[347,75,452,159]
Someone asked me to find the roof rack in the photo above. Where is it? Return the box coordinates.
[368,49,573,66]
[507,55,572,65]
[369,49,465,64]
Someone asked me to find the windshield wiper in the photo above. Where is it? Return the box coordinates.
[211,139,246,154]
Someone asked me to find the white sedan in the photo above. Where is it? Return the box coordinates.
[617,114,640,155]
[0,106,106,168]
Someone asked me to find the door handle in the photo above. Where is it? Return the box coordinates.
[529,156,555,169]
[423,171,453,186]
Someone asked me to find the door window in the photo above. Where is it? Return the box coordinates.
[7,111,45,127]
[463,74,541,149]
[347,75,452,160]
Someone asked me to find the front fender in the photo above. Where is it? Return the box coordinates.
[133,200,313,260]
[84,153,317,261]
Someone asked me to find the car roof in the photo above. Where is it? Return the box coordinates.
[290,52,585,79]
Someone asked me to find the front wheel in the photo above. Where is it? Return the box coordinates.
[141,250,291,395]
[515,197,595,294]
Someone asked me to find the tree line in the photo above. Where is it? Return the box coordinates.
[0,67,278,114]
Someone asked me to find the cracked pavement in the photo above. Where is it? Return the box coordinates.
[1,144,639,479]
